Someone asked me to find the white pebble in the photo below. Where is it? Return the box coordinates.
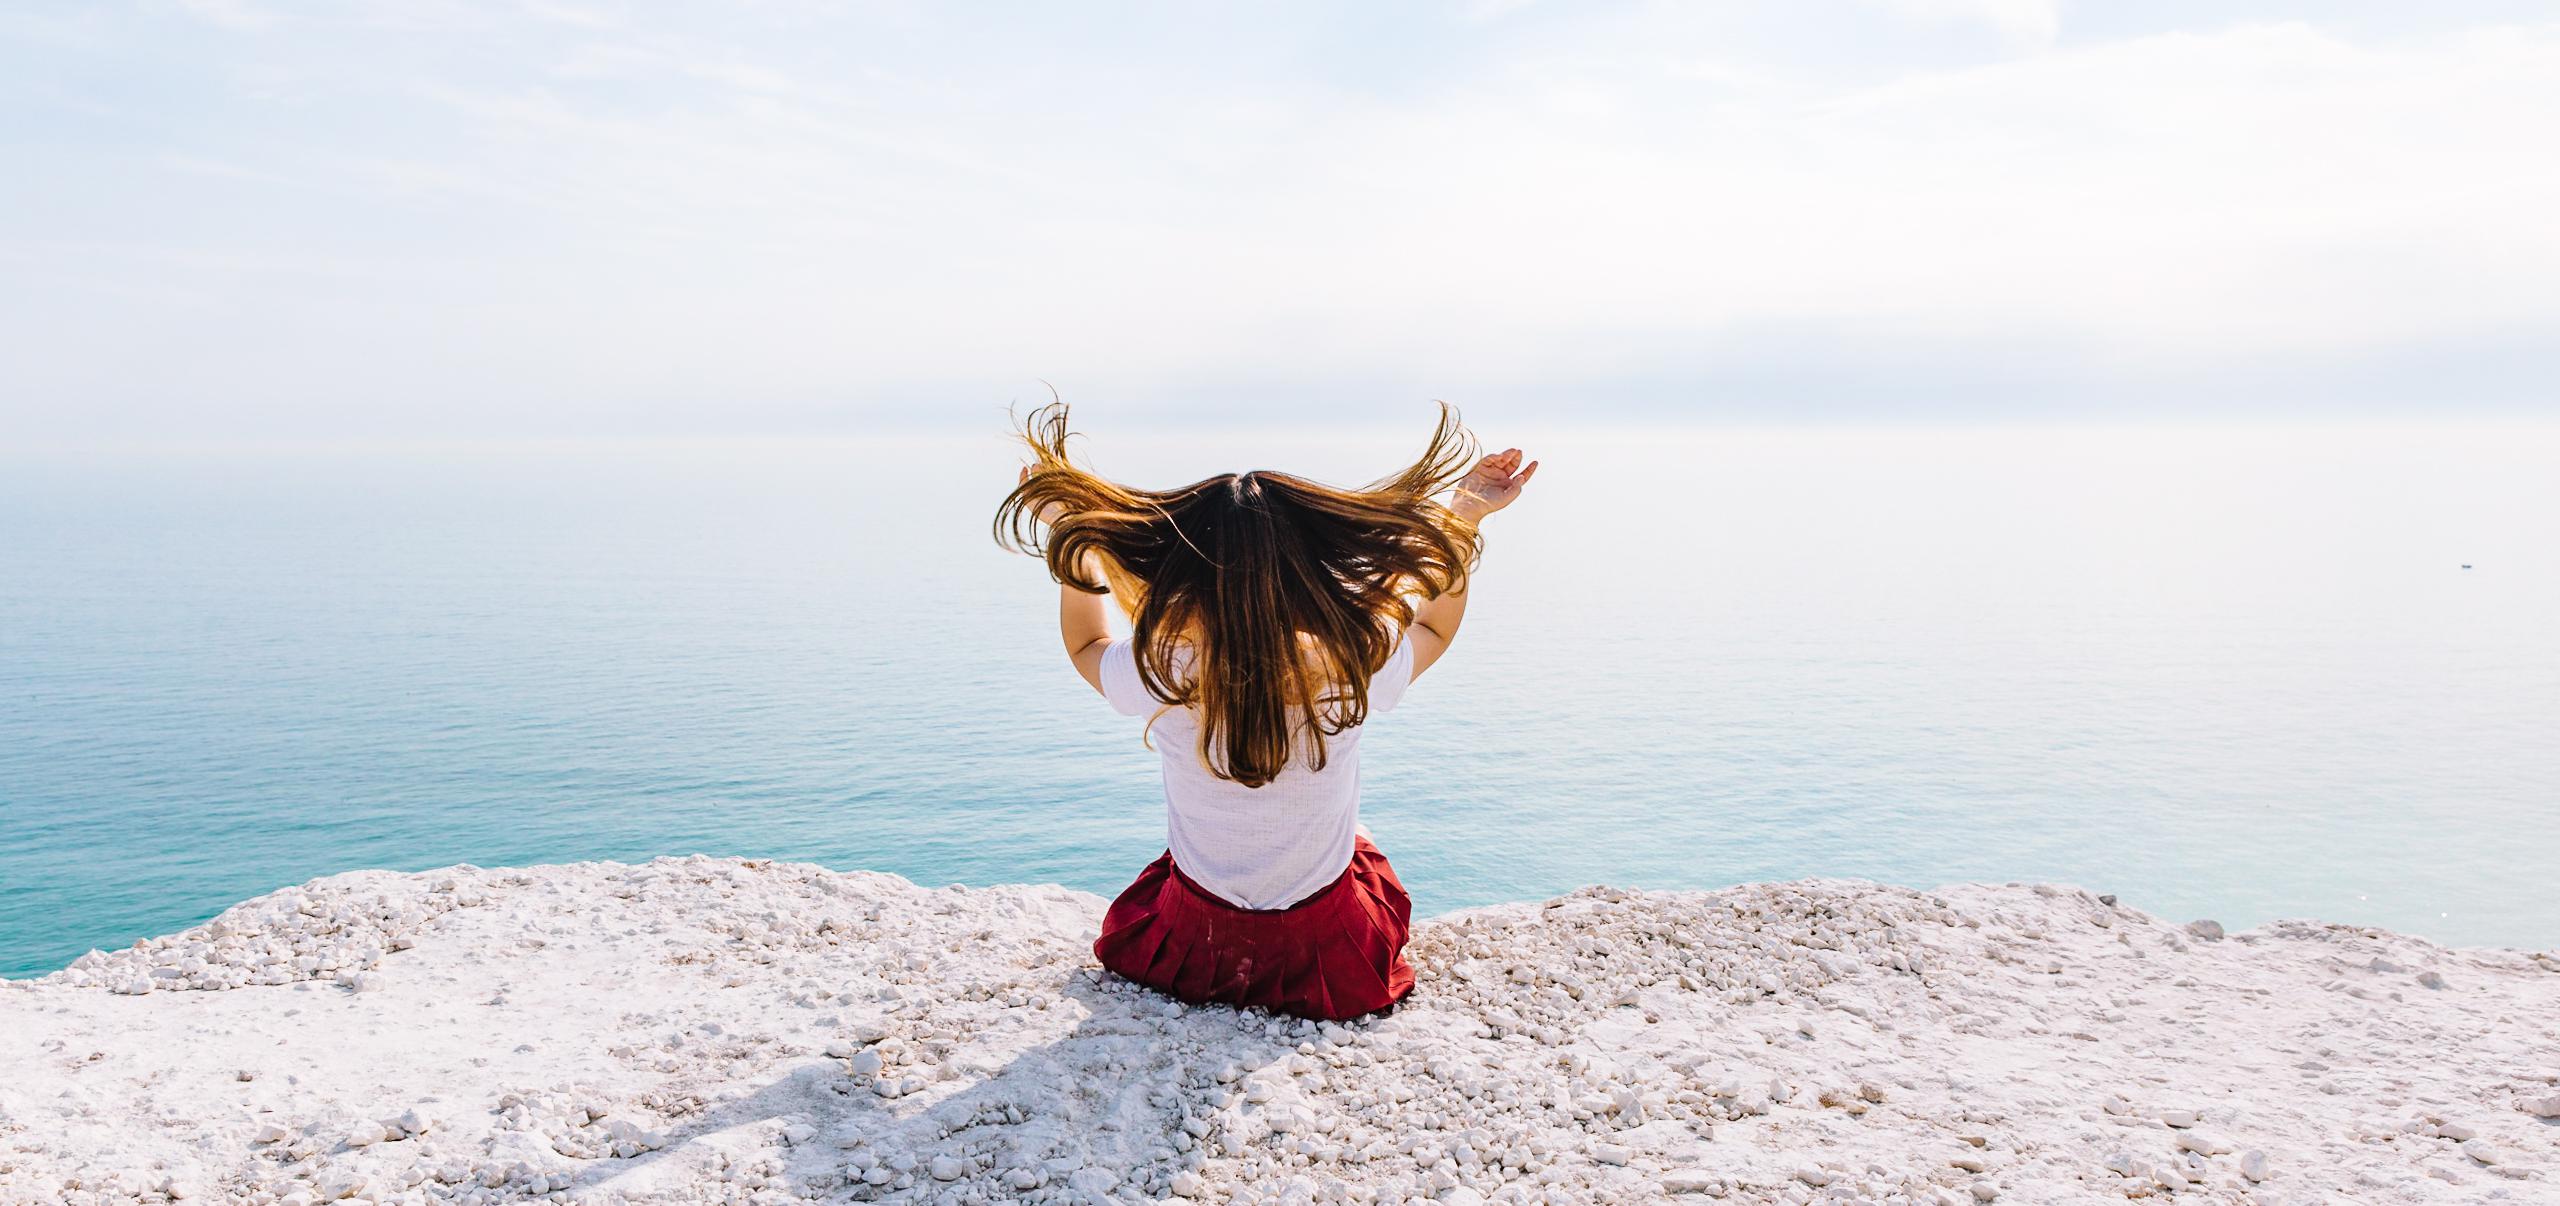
[2174,1130,2230,1155]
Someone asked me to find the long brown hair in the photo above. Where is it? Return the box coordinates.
[994,401,1483,788]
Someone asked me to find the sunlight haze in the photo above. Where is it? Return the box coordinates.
[5,1,2557,443]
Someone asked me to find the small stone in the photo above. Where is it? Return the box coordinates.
[1968,1181,1998,1201]
[1169,1170,1204,1197]
[2460,1139,2506,1166]
[2174,1130,2231,1155]
[2156,1109,2200,1128]
[2416,970,2448,990]
[2098,894,2117,906]
[849,1050,883,1077]
[1951,1154,1987,1173]
[2239,1151,2270,1182]
[930,1154,967,1180]
[2434,1120,2477,1142]
[1660,1169,1723,1194]
[251,1123,289,1145]
[1793,1167,1834,1187]
[2185,920,2225,941]
[343,1119,391,1147]
[2522,1093,2560,1119]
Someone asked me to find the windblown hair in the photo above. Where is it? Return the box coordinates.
[995,401,1483,788]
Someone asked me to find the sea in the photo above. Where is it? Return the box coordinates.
[3,421,2554,978]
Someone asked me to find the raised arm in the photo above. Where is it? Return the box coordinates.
[1021,466,1116,695]
[1058,555,1113,695]
[1407,447,1537,680]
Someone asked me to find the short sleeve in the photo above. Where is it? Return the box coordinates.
[1097,639,1160,716]
[1366,627,1417,715]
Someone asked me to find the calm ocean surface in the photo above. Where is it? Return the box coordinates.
[3,423,2555,977]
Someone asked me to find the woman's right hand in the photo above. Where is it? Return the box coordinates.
[1451,448,1538,521]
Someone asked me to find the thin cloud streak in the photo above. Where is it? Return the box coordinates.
[2,3,2555,443]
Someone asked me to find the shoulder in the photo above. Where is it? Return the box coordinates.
[1100,637,1195,716]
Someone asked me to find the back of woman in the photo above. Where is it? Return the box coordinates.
[997,403,1537,1020]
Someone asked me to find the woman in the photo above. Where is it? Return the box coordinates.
[996,402,1537,1020]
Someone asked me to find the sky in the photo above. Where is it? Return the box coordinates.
[4,1,2558,444]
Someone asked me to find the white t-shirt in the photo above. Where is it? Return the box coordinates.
[1098,631,1415,910]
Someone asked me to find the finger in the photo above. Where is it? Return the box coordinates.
[1515,460,1539,485]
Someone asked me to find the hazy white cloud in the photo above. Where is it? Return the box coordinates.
[1874,0,2061,48]
[172,0,276,31]
[3,3,2555,442]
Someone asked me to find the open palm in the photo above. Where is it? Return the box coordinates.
[1453,448,1538,519]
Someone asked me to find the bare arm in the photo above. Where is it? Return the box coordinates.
[1407,446,1537,680]
[1058,553,1114,696]
[1021,466,1117,696]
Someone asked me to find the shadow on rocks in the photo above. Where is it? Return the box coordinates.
[574,970,1310,1202]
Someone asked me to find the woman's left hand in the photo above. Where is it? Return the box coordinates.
[1019,465,1069,525]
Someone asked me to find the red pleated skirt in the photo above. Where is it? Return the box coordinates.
[1093,835,1415,1022]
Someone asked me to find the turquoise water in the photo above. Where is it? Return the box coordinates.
[4,424,2556,977]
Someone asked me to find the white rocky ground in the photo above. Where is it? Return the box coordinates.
[3,859,2556,1206]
